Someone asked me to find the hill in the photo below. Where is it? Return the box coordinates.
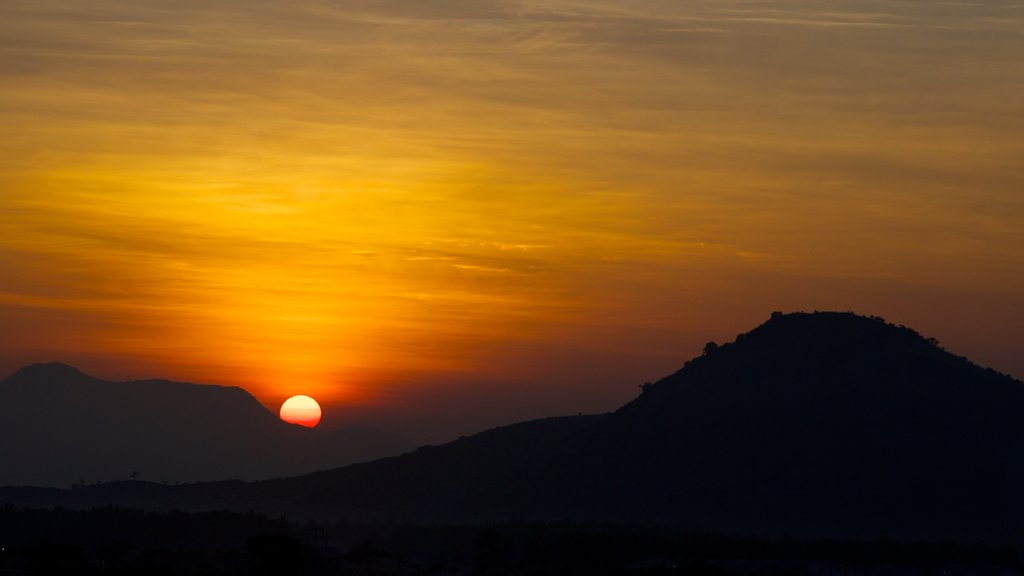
[4,312,1023,544]
[246,312,1024,543]
[0,363,411,487]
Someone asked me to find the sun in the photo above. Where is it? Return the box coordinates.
[279,395,322,428]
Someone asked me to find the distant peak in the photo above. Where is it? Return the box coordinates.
[649,310,959,389]
[751,310,918,339]
[5,362,95,383]
[764,310,887,325]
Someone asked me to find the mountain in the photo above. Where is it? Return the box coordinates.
[0,363,411,487]
[3,312,1023,545]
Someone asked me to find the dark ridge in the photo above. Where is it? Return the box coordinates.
[0,506,1018,574]
[253,311,1024,542]
[3,362,95,384]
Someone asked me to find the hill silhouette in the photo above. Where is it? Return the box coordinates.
[0,363,411,487]
[3,312,1022,545]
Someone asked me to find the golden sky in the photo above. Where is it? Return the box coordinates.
[2,0,1022,440]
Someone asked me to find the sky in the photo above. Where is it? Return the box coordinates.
[2,0,1022,442]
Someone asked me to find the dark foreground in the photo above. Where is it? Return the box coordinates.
[0,506,1019,576]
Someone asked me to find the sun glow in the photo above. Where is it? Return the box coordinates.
[280,395,322,428]
[1,0,1023,421]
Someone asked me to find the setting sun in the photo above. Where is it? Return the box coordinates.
[279,395,322,428]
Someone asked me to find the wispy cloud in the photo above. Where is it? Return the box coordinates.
[1,0,1022,414]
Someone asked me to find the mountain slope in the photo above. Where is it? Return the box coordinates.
[572,312,1024,538]
[251,312,1024,541]
[0,363,411,487]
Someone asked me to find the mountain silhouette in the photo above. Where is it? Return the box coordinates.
[0,363,411,487]
[3,312,1022,544]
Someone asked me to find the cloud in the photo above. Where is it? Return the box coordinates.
[1,0,1022,422]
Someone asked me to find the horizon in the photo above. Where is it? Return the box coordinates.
[2,0,1022,443]
[3,308,1021,444]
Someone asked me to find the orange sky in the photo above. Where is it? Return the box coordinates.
[2,0,1022,441]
